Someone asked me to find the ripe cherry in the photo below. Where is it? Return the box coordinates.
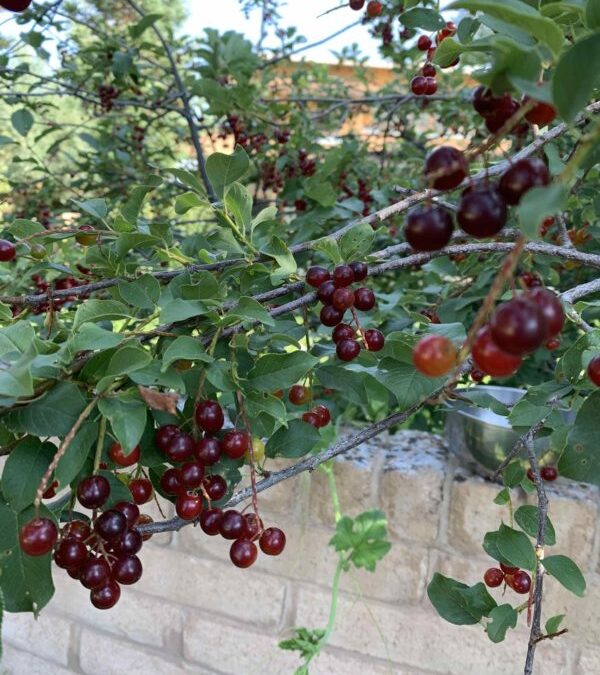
[195,437,221,465]
[221,430,250,460]
[457,186,507,238]
[417,35,432,51]
[424,146,468,191]
[587,355,600,386]
[405,205,453,252]
[527,288,564,338]
[90,580,121,610]
[306,266,330,287]
[424,77,437,95]
[472,326,522,377]
[411,76,427,96]
[204,474,227,501]
[230,539,258,568]
[19,518,58,556]
[349,261,368,281]
[302,411,320,427]
[483,568,504,588]
[313,404,331,427]
[366,0,382,17]
[175,493,202,520]
[129,478,153,505]
[42,480,58,499]
[77,475,110,509]
[180,461,205,489]
[0,239,17,262]
[509,570,531,594]
[500,562,520,575]
[114,502,139,528]
[320,305,344,327]
[260,527,286,555]
[164,431,195,463]
[113,529,142,556]
[354,287,376,311]
[54,538,87,570]
[200,508,224,536]
[94,509,127,542]
[499,158,550,205]
[155,424,179,452]
[112,554,143,585]
[490,297,547,355]
[317,280,336,305]
[81,556,111,589]
[136,514,154,541]
[195,400,225,433]
[545,338,560,351]
[332,265,355,287]
[109,442,140,468]
[220,510,245,540]
[422,63,436,77]
[160,467,182,495]
[337,338,361,362]
[524,98,556,127]
[332,287,355,311]
[349,0,365,9]
[243,513,263,540]
[62,520,91,542]
[289,384,310,405]
[364,328,385,352]
[412,335,457,377]
[332,323,356,343]
[541,466,558,482]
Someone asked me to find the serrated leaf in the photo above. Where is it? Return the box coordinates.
[486,604,518,643]
[514,505,556,545]
[329,509,391,571]
[544,555,586,597]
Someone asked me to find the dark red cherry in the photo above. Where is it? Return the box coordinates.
[77,475,110,509]
[405,205,453,252]
[155,424,179,452]
[524,98,556,127]
[484,568,504,588]
[230,539,258,568]
[527,288,564,338]
[349,0,365,10]
[90,580,121,610]
[588,355,600,386]
[424,77,437,95]
[332,287,355,311]
[499,158,550,205]
[195,400,225,433]
[194,437,221,465]
[306,266,330,287]
[259,527,286,555]
[302,411,320,427]
[490,297,548,355]
[113,529,142,556]
[160,467,183,495]
[129,478,153,505]
[220,510,245,540]
[509,570,531,594]
[289,384,310,405]
[349,261,368,281]
[109,442,140,467]
[457,186,507,238]
[203,474,227,501]
[364,328,385,352]
[200,508,223,536]
[112,554,143,585]
[337,338,361,362]
[472,326,522,377]
[354,287,376,311]
[0,239,16,262]
[411,76,427,96]
[81,556,111,589]
[164,431,195,463]
[332,323,356,343]
[175,493,202,520]
[94,509,127,542]
[19,518,58,556]
[541,466,558,482]
[417,35,432,51]
[54,537,87,570]
[320,305,344,327]
[332,265,355,287]
[422,63,436,77]
[317,280,336,305]
[312,404,331,427]
[424,146,468,191]
[62,520,91,542]
[180,461,205,489]
[242,513,263,540]
[113,501,140,528]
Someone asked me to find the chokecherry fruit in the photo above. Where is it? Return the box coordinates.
[541,466,558,482]
[180,461,205,489]
[545,338,560,351]
[306,266,330,287]
[332,287,355,311]
[499,158,550,205]
[312,404,331,428]
[90,580,121,610]
[349,0,365,9]
[302,411,320,427]
[242,513,263,540]
[113,529,142,556]
[204,475,227,501]
[77,475,111,509]
[411,76,427,96]
[200,508,223,536]
[472,326,522,377]
[332,323,356,343]
[220,510,245,540]
[112,554,143,585]
[195,437,222,465]
[509,570,532,594]
[289,384,310,405]
[317,280,336,305]
[405,205,453,252]
[364,328,385,352]
[81,556,111,589]
[422,63,436,77]
[129,478,153,505]
[417,35,432,51]
[424,77,437,95]
[587,355,600,386]
[221,430,250,460]
[320,305,344,327]
[94,509,128,542]
[412,335,457,377]
[54,538,87,570]
[175,493,203,520]
[155,424,179,452]
[195,399,225,433]
[483,568,504,588]
[527,288,564,338]
[230,539,258,568]
[62,520,91,542]
[19,518,58,556]
[0,239,17,262]
[366,0,382,17]
[160,467,183,495]
[164,431,195,463]
[500,562,520,575]
[337,338,361,362]
[424,146,468,191]
[109,442,141,468]
[456,186,507,238]
[75,225,98,246]
[354,287,376,311]
[349,261,368,281]
[490,297,547,355]
[332,264,355,288]
[259,527,286,555]
[524,98,556,127]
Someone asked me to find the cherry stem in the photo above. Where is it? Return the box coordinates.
[350,307,367,346]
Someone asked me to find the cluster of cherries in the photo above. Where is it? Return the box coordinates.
[473,86,557,134]
[527,465,558,483]
[484,562,531,595]
[19,476,152,610]
[288,384,331,428]
[0,0,32,12]
[306,261,385,361]
[409,21,458,97]
[98,84,120,113]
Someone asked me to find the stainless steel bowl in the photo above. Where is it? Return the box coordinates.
[444,386,566,478]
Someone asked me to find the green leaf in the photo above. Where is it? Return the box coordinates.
[552,34,600,121]
[121,181,161,224]
[400,7,446,29]
[161,336,211,371]
[9,218,45,239]
[229,296,275,327]
[497,523,537,570]
[167,168,206,194]
[72,198,108,220]
[486,604,518,643]
[1,437,53,512]
[118,274,161,310]
[518,184,567,239]
[313,237,343,265]
[248,352,319,392]
[70,324,124,353]
[262,236,297,278]
[586,0,600,27]
[279,628,325,661]
[98,395,147,455]
[427,574,485,625]
[378,359,445,412]
[304,177,337,207]
[545,614,566,635]
[106,345,152,378]
[503,461,526,488]
[329,510,391,571]
[11,108,34,136]
[225,182,252,234]
[494,488,511,505]
[97,470,133,508]
[174,191,208,215]
[514,505,556,545]
[544,555,586,597]
[206,146,250,199]
[561,390,600,484]
[339,223,375,263]
[0,358,33,398]
[0,504,54,613]
[266,419,321,459]
[54,421,98,488]
[129,12,162,38]
[72,299,131,330]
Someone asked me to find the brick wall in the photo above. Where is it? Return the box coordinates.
[3,431,599,674]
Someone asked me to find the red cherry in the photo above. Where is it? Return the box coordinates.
[77,475,110,509]
[424,77,437,95]
[527,288,564,338]
[366,0,382,17]
[306,266,330,287]
[483,568,504,588]
[136,514,154,541]
[587,355,600,386]
[526,468,535,482]
[424,146,468,191]
[90,580,121,610]
[42,480,58,499]
[230,539,258,568]
[54,537,87,570]
[457,186,507,238]
[349,0,365,10]
[500,562,520,575]
[242,513,263,540]
[337,338,361,362]
[129,478,153,505]
[160,468,183,495]
[405,205,453,252]
[332,287,355,311]
[109,442,140,467]
[499,158,550,205]
[289,384,310,405]
[411,76,427,96]
[0,239,16,262]
[509,570,531,594]
[113,529,142,556]
[180,461,205,489]
[332,265,355,287]
[221,431,250,460]
[422,63,436,77]
[320,305,344,327]
[81,556,111,589]
[302,411,320,427]
[195,437,222,465]
[317,280,336,305]
[472,326,522,377]
[203,474,228,501]
[417,35,432,51]
[349,261,368,281]
[412,335,457,377]
[259,527,286,555]
[332,323,356,343]
[364,328,385,352]
[354,287,376,311]
[62,520,91,542]
[175,493,202,520]
[471,369,485,382]
[200,508,223,536]
[0,1,33,12]
[312,404,331,427]
[195,400,225,433]
[94,509,127,542]
[545,338,560,351]
[19,518,58,556]
[524,98,556,127]
[541,466,558,482]
[155,424,179,452]
[490,297,547,355]
[220,510,244,540]
[112,554,143,585]
[164,432,195,463]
